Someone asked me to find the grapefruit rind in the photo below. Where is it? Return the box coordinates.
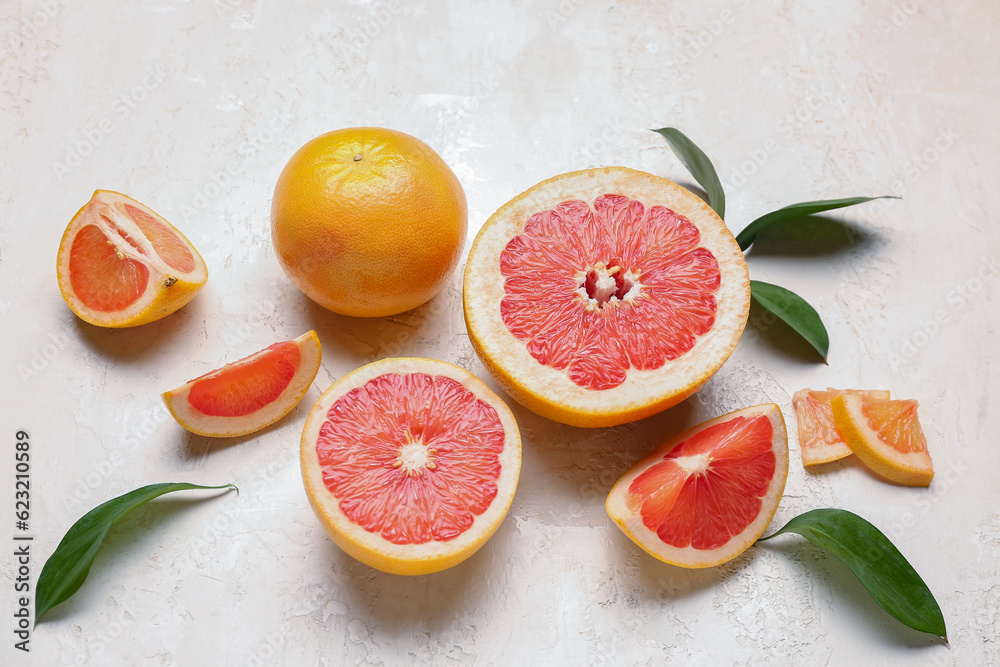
[831,394,933,487]
[162,331,322,438]
[606,403,788,568]
[300,357,521,576]
[56,190,208,328]
[463,167,750,428]
[793,388,890,467]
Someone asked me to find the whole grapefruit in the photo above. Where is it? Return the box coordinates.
[271,127,467,317]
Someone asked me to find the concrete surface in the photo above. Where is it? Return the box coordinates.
[1,1,997,665]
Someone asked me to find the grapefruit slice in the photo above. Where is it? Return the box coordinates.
[606,404,788,568]
[301,358,521,575]
[793,388,890,466]
[831,394,934,487]
[464,167,749,427]
[56,190,208,327]
[163,331,322,438]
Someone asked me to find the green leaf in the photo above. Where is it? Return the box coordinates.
[652,127,726,219]
[35,482,237,624]
[758,508,947,640]
[735,196,899,251]
[750,280,829,360]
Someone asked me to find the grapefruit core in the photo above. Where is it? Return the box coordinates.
[464,167,750,428]
[301,358,521,575]
[163,331,322,438]
[56,190,208,327]
[793,388,890,467]
[606,403,788,568]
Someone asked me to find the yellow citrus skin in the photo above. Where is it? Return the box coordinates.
[271,127,468,318]
[56,190,208,328]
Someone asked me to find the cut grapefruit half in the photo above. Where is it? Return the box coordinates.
[606,403,788,568]
[57,190,208,327]
[831,394,934,487]
[793,388,890,466]
[301,358,521,575]
[163,331,322,438]
[464,167,750,427]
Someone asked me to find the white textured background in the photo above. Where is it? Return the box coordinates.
[1,1,998,665]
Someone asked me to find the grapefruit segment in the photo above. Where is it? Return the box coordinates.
[464,167,750,427]
[57,190,208,327]
[831,394,934,487]
[163,331,321,438]
[301,358,521,575]
[793,388,890,466]
[606,404,788,568]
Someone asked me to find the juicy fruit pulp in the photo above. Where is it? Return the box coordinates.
[271,127,467,317]
[607,404,788,568]
[500,195,720,391]
[301,358,521,575]
[187,341,300,417]
[793,388,890,466]
[318,372,504,545]
[162,331,322,438]
[464,167,750,427]
[832,394,934,487]
[57,190,208,327]
[626,415,774,550]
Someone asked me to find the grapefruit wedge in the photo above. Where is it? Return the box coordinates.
[57,190,208,327]
[464,167,749,427]
[606,404,788,568]
[793,388,890,466]
[831,394,934,487]
[301,358,521,575]
[163,331,322,438]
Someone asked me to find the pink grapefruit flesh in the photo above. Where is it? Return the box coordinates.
[607,403,788,568]
[163,331,321,438]
[301,357,521,575]
[464,168,750,427]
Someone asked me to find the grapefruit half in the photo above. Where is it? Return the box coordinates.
[793,388,890,466]
[831,394,934,487]
[163,331,322,438]
[301,358,521,575]
[606,403,788,568]
[464,167,750,427]
[57,190,208,327]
